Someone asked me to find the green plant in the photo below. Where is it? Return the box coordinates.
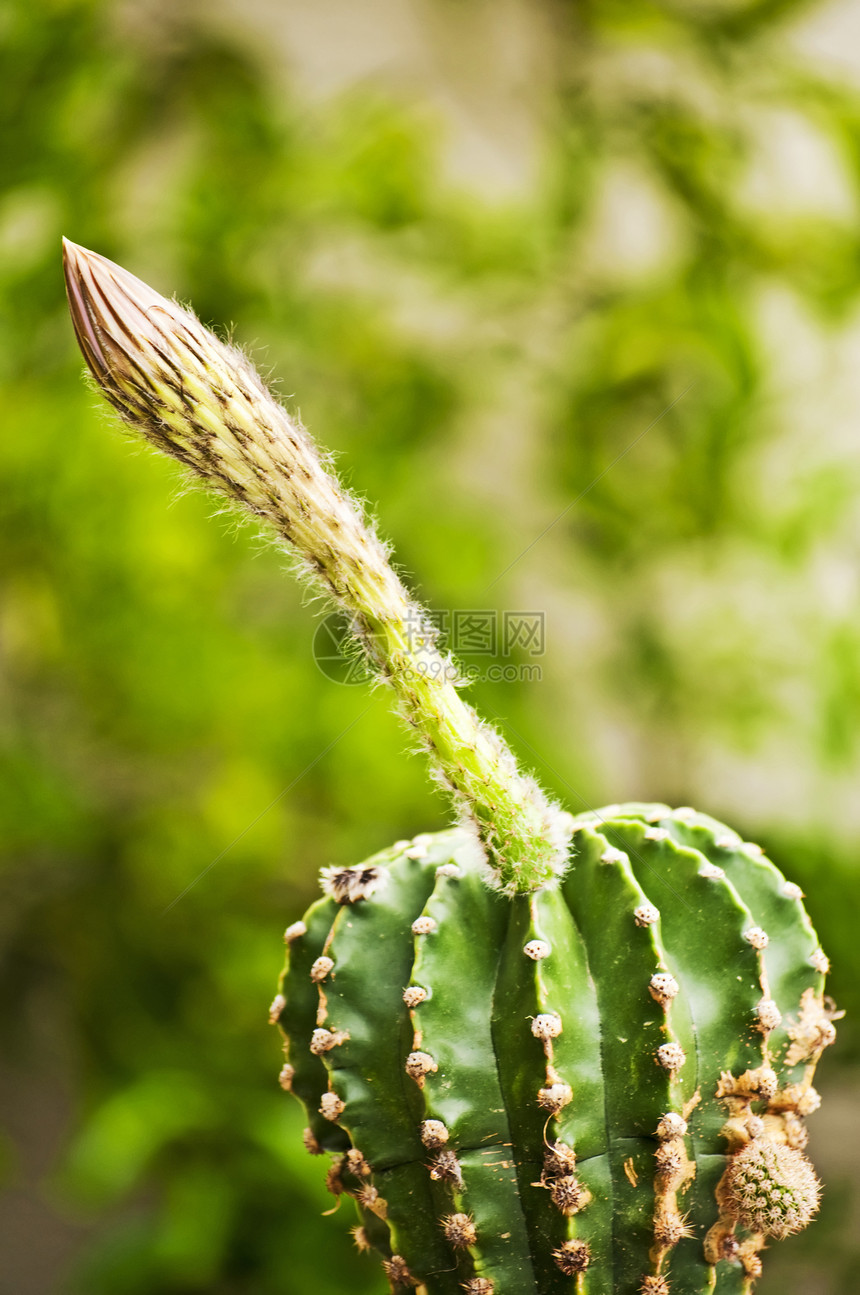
[63,240,839,1294]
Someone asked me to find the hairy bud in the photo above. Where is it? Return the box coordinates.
[62,239,571,894]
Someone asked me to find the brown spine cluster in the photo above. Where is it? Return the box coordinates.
[552,1238,591,1275]
[538,1141,591,1219]
[647,1105,696,1287]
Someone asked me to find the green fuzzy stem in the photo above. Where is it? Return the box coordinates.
[62,240,569,893]
[277,807,836,1294]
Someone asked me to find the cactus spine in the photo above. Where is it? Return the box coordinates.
[64,243,839,1293]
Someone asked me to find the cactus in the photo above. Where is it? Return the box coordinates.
[63,241,839,1294]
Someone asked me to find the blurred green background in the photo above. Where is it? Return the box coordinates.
[2,0,860,1290]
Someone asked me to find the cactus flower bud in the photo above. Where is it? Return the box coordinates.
[62,239,571,895]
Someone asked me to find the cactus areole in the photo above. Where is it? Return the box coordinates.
[64,240,839,1294]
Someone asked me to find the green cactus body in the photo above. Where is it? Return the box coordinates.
[61,245,838,1295]
[277,807,832,1295]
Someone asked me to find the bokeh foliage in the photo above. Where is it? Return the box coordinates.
[2,0,860,1290]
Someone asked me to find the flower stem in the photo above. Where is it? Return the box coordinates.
[62,240,572,892]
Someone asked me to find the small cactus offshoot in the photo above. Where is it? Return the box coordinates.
[722,1140,820,1240]
[64,242,840,1293]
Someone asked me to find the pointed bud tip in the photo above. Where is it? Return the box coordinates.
[61,239,168,318]
[61,237,109,288]
[62,237,110,380]
[61,239,191,407]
